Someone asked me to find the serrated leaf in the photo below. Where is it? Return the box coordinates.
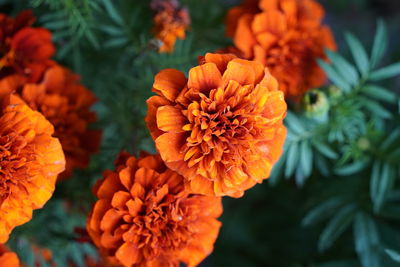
[385,249,400,262]
[353,213,380,267]
[370,19,388,68]
[318,59,351,92]
[312,141,338,159]
[302,197,346,226]
[318,204,356,252]
[335,159,369,176]
[345,32,369,77]
[285,142,299,178]
[369,62,400,81]
[325,49,359,85]
[362,84,397,103]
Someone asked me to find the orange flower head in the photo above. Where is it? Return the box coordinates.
[151,0,190,52]
[0,64,100,179]
[87,152,222,267]
[145,53,287,197]
[0,94,65,243]
[225,0,336,99]
[0,245,20,267]
[0,10,55,82]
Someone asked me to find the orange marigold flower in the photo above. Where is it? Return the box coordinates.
[0,10,55,82]
[87,152,222,267]
[0,94,65,243]
[145,53,287,197]
[0,64,100,179]
[151,0,190,52]
[225,0,336,99]
[0,245,20,267]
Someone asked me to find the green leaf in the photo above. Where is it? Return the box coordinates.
[334,159,369,176]
[103,37,128,48]
[369,62,400,81]
[285,142,299,178]
[345,32,370,77]
[353,213,380,267]
[312,141,338,159]
[325,49,359,85]
[371,162,395,213]
[362,84,397,103]
[302,197,346,226]
[318,59,351,92]
[101,0,123,25]
[284,111,305,135]
[318,204,356,252]
[300,141,313,178]
[385,249,400,262]
[381,128,400,151]
[370,19,388,68]
[362,98,392,119]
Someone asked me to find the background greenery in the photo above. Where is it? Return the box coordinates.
[2,0,400,266]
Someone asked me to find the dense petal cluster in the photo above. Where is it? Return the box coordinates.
[0,64,100,178]
[0,245,20,267]
[151,0,190,52]
[225,0,336,99]
[0,95,65,243]
[87,152,222,267]
[146,53,287,197]
[0,10,55,82]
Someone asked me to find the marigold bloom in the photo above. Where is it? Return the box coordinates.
[0,245,20,267]
[225,0,336,99]
[87,152,222,267]
[0,64,100,179]
[0,10,55,82]
[0,95,65,243]
[151,0,190,52]
[145,53,287,197]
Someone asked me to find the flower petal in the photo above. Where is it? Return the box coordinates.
[156,105,187,133]
[152,69,187,102]
[188,63,222,92]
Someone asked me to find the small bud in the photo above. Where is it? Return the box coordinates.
[302,89,330,122]
[357,137,370,151]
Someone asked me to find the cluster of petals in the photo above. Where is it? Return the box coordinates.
[0,245,20,267]
[225,0,336,99]
[0,10,55,82]
[151,0,190,52]
[87,152,222,267]
[146,53,287,197]
[0,94,65,243]
[0,64,100,178]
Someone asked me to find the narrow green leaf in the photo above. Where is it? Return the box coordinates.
[362,98,392,119]
[370,161,381,203]
[318,59,351,92]
[369,62,400,81]
[302,197,346,226]
[371,19,388,68]
[334,159,369,176]
[101,0,123,25]
[285,111,305,135]
[381,128,400,151]
[362,84,397,103]
[103,37,128,48]
[318,204,356,252]
[353,213,380,267]
[385,249,400,262]
[300,141,313,178]
[325,49,359,85]
[372,163,395,213]
[285,142,299,178]
[312,141,338,159]
[98,25,124,36]
[345,32,369,77]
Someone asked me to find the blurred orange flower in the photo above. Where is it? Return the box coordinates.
[151,0,190,52]
[0,10,55,82]
[0,64,100,179]
[146,53,287,197]
[0,95,65,243]
[225,0,336,99]
[87,152,222,267]
[0,245,20,267]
